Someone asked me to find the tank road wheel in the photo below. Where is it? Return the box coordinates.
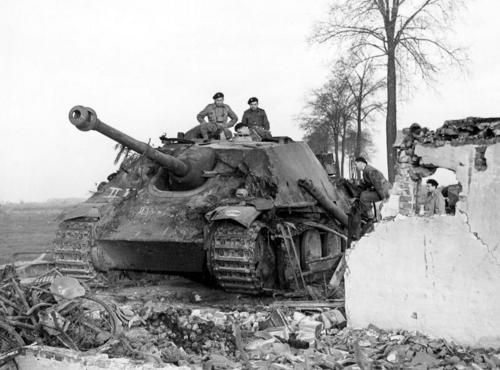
[300,229,322,270]
[207,221,277,294]
[299,225,344,273]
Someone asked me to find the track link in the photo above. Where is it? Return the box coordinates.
[208,222,275,295]
[53,218,98,280]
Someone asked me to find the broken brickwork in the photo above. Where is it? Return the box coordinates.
[346,117,500,348]
[392,117,500,216]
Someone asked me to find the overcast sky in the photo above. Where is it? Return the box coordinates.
[1,0,499,202]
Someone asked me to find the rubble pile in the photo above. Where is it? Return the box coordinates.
[144,306,237,355]
[104,301,348,367]
[2,268,500,369]
[110,302,272,362]
[2,267,500,369]
[107,302,500,369]
[324,326,500,369]
[0,266,119,352]
[401,117,500,148]
[398,118,500,177]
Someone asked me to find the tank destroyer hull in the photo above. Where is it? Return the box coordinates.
[55,107,351,294]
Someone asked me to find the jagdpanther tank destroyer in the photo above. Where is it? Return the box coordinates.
[54,106,351,294]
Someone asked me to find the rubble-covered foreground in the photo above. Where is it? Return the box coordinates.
[1,272,500,370]
[102,302,500,369]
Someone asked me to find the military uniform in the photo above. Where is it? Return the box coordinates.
[241,107,271,140]
[359,164,391,216]
[196,103,238,140]
[424,190,445,215]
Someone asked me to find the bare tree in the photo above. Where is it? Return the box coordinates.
[343,127,376,160]
[313,0,466,181]
[303,122,333,154]
[300,72,354,176]
[344,58,385,157]
[301,60,382,177]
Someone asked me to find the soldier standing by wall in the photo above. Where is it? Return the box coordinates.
[423,179,446,216]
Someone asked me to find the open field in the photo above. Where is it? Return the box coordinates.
[0,202,79,265]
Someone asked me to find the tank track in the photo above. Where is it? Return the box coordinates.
[53,218,99,280]
[208,222,273,295]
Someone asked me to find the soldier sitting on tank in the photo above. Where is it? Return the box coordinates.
[196,92,238,141]
[240,97,272,141]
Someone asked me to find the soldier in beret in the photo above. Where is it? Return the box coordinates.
[196,92,238,140]
[240,97,271,140]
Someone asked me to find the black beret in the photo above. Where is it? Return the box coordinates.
[213,92,224,100]
[354,156,367,164]
[426,179,439,187]
[248,97,258,104]
[410,122,422,132]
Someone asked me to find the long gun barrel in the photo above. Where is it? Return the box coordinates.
[69,106,189,177]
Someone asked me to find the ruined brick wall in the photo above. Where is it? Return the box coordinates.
[346,117,500,347]
[392,152,418,215]
[391,118,500,216]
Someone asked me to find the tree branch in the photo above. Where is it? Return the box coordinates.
[395,0,434,43]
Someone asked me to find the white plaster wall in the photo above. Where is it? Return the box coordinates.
[345,216,500,347]
[415,143,475,195]
[460,143,500,252]
[415,143,475,171]
[416,142,500,253]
